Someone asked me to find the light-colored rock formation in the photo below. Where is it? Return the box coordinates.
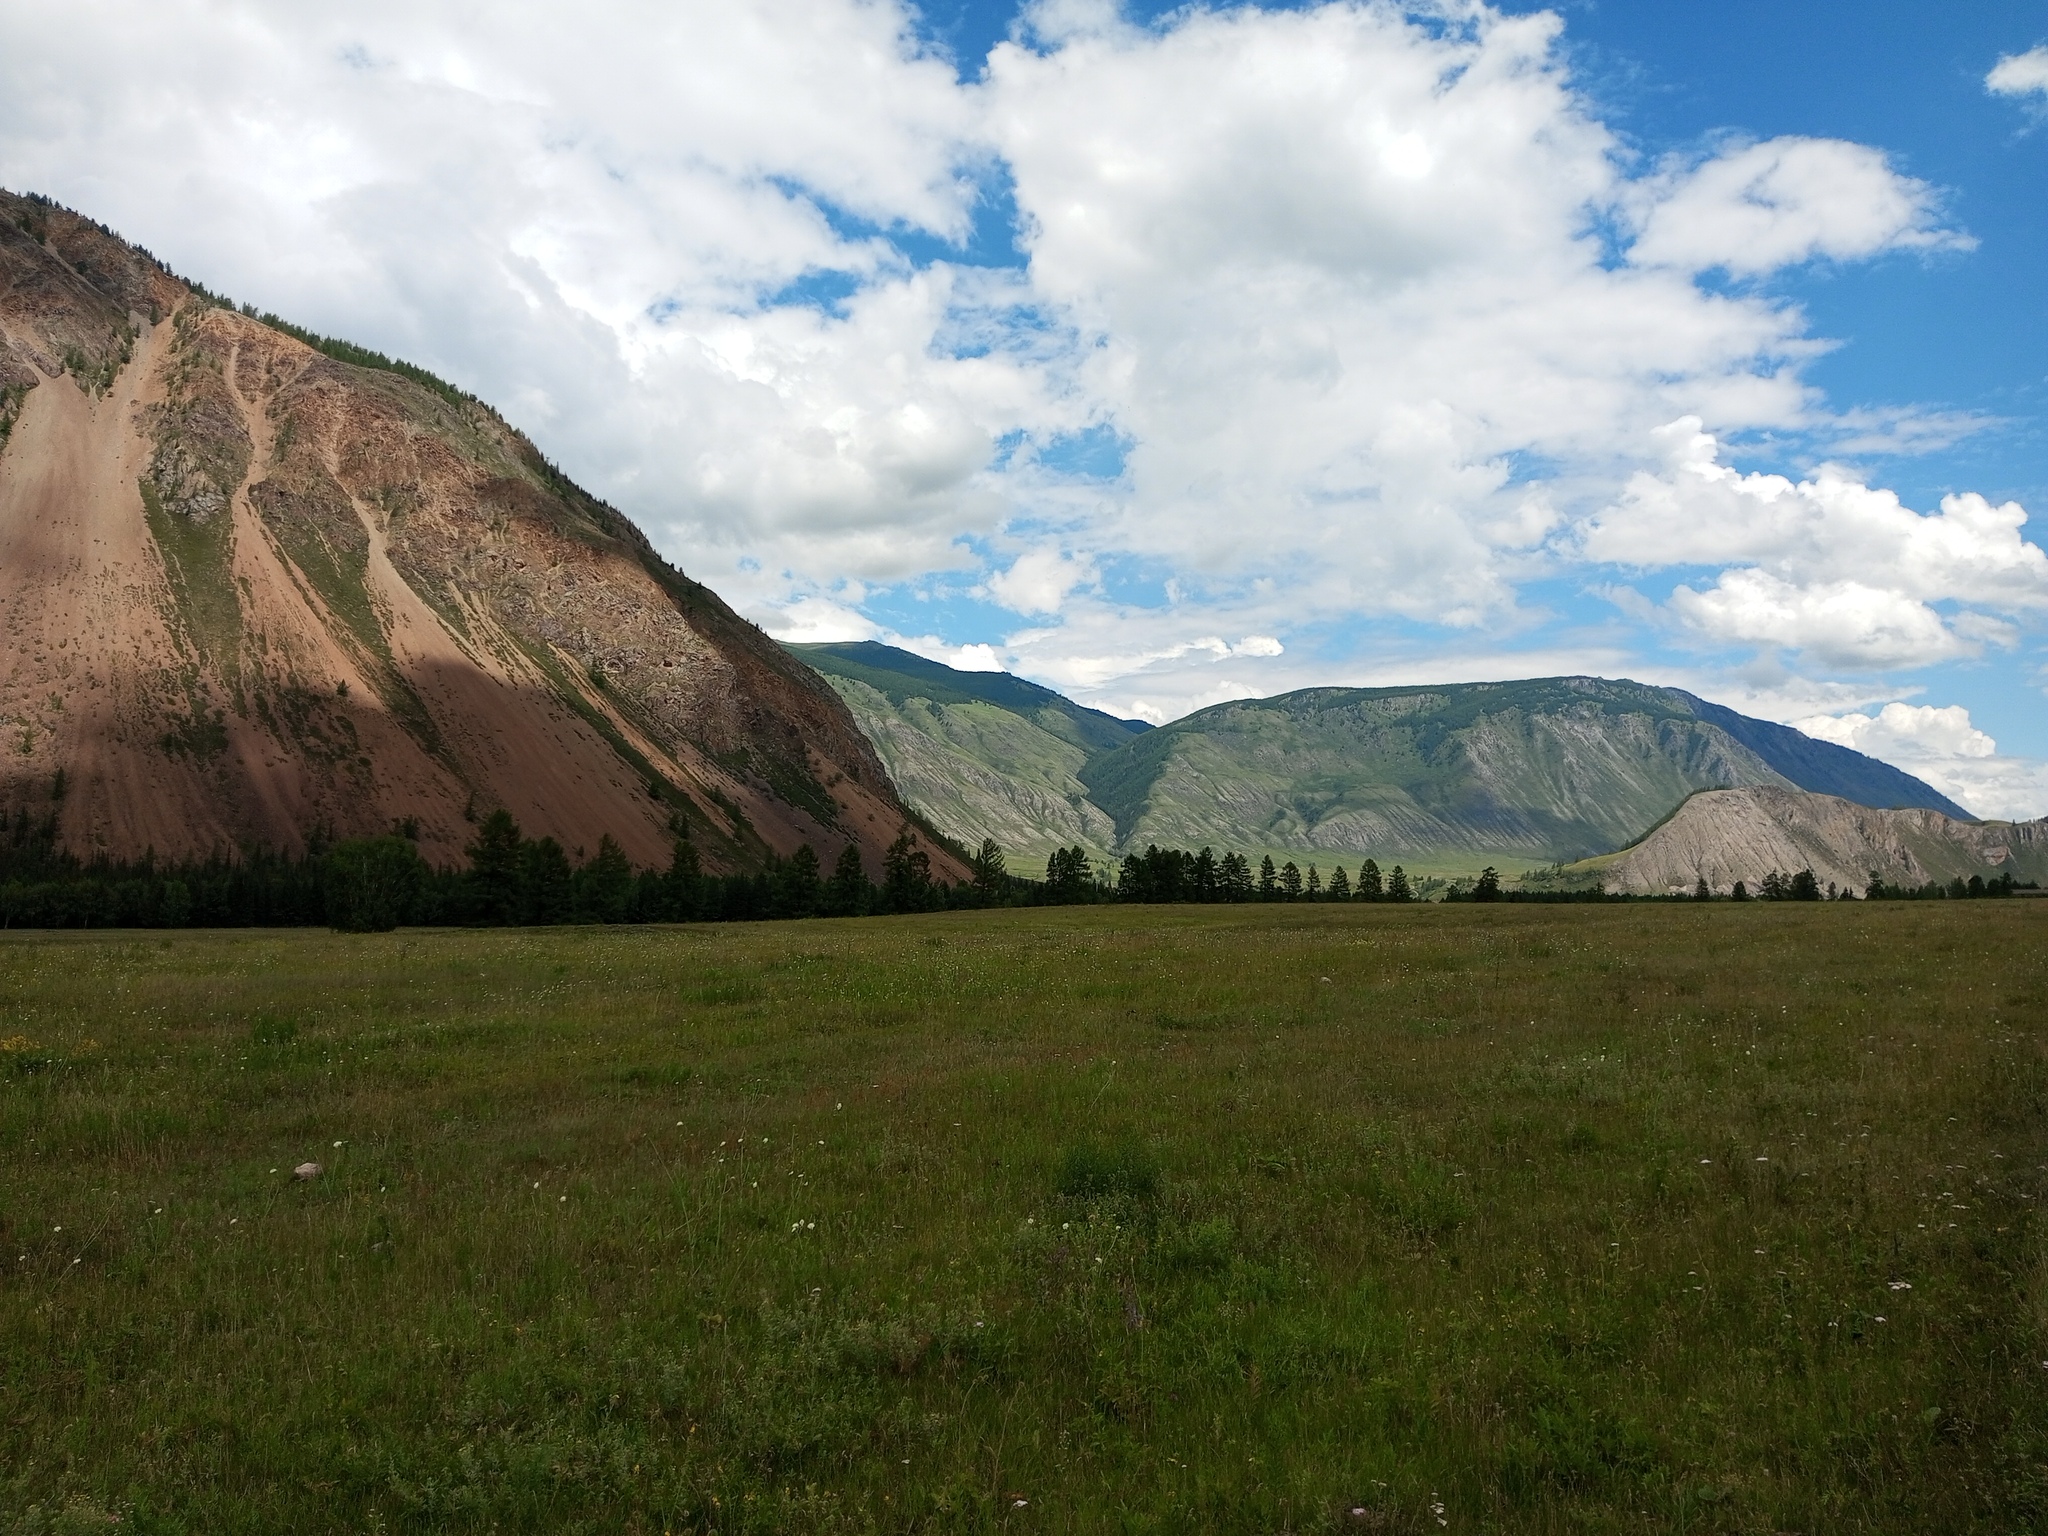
[1589,785,2048,895]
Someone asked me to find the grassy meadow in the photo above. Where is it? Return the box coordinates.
[2,903,2044,1534]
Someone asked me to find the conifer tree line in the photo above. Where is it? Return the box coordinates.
[1082,844,1428,905]
[3,796,2028,932]
[0,805,970,932]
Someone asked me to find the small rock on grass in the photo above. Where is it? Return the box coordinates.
[294,1162,322,1180]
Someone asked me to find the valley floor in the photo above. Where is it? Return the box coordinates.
[2,904,2044,1533]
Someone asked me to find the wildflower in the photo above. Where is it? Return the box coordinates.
[1889,1280,1912,1291]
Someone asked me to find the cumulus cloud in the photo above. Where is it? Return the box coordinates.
[1669,572,1977,670]
[0,0,2020,722]
[1987,46,2048,101]
[1796,703,2048,822]
[984,547,1096,614]
[1578,419,2048,669]
[1796,702,1995,761]
[1627,138,1967,276]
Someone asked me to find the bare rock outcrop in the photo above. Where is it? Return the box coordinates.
[1593,785,2048,895]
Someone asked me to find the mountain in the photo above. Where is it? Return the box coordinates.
[787,652,1969,876]
[791,641,1148,871]
[0,190,961,880]
[1579,785,2048,895]
[1077,678,1968,869]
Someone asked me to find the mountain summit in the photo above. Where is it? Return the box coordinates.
[0,190,957,878]
[797,648,1966,875]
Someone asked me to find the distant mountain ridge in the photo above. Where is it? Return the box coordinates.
[793,642,1148,756]
[793,649,1969,876]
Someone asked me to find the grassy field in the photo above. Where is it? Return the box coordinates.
[2,903,2044,1534]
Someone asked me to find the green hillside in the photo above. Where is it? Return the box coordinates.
[791,644,1147,874]
[1076,680,1769,868]
[789,653,1969,878]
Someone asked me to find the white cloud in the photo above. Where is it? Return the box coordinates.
[1669,571,1977,670]
[0,0,2022,723]
[767,596,880,644]
[1628,137,1967,277]
[1578,418,2048,669]
[1987,46,2048,100]
[949,643,1006,672]
[984,547,1095,614]
[1795,703,2048,822]
[1795,701,1995,761]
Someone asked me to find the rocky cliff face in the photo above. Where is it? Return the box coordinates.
[0,190,960,879]
[1591,785,2048,895]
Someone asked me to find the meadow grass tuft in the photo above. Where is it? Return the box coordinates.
[0,902,2043,1533]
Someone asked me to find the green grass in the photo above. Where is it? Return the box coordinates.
[2,904,2044,1534]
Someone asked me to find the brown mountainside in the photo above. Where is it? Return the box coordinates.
[0,190,962,879]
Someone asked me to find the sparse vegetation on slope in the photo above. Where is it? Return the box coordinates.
[0,188,935,881]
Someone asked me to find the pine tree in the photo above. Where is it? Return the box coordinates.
[824,842,870,917]
[1694,874,1711,901]
[970,838,1007,904]
[1279,861,1303,899]
[465,809,524,924]
[1327,866,1351,900]
[777,843,822,918]
[881,830,934,913]
[1472,866,1500,902]
[1387,864,1412,902]
[1358,858,1382,901]
[663,834,702,921]
[572,833,635,924]
[1258,855,1277,899]
[519,837,573,924]
[1045,846,1093,903]
[1305,864,1321,898]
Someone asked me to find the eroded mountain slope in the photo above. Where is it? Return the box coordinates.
[1587,785,2048,895]
[0,191,956,877]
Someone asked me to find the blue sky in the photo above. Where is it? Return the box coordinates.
[5,0,2045,812]
[895,0,2048,794]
